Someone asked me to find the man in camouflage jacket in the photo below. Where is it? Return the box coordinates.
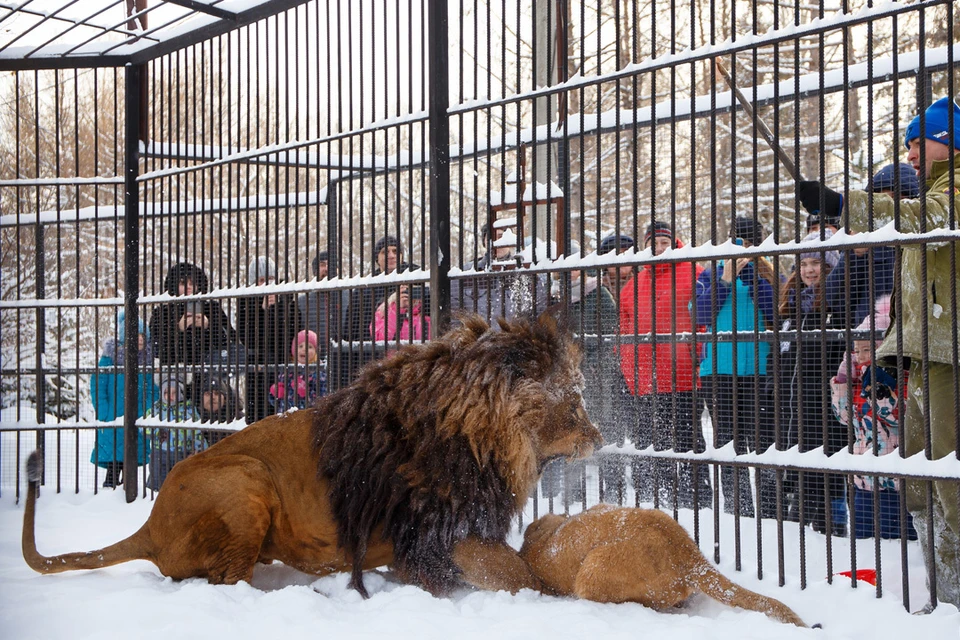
[798,96,960,610]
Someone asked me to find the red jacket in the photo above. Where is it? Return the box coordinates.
[619,239,702,395]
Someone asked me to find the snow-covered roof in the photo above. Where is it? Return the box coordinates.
[0,0,305,67]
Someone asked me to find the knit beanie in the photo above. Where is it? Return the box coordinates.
[374,235,402,256]
[598,234,634,255]
[799,229,840,271]
[867,163,920,198]
[311,252,329,277]
[904,96,960,150]
[116,310,150,343]
[248,256,277,284]
[292,329,319,359]
[732,216,764,246]
[643,221,674,245]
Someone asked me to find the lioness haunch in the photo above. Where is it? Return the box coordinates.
[520,504,807,627]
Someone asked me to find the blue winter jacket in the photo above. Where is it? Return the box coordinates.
[824,246,895,328]
[695,261,775,377]
[90,322,158,466]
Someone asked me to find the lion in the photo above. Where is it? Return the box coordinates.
[519,504,807,627]
[22,314,602,598]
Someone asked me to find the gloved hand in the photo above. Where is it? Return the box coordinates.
[797,181,843,219]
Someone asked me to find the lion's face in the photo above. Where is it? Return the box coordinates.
[533,391,603,473]
[519,354,603,473]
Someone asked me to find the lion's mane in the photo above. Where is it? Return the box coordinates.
[313,314,574,596]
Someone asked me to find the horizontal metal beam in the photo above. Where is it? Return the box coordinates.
[128,0,310,65]
[0,0,308,71]
[0,52,129,71]
[159,0,238,21]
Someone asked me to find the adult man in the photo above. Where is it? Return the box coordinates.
[798,96,960,608]
[298,252,344,361]
[592,233,637,502]
[597,233,635,295]
[619,221,711,508]
[297,251,340,359]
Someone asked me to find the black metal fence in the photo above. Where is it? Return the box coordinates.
[1,0,958,611]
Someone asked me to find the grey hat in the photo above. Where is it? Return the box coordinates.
[799,230,840,271]
[248,256,277,284]
[160,376,185,402]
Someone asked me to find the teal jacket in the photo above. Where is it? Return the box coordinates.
[695,261,774,377]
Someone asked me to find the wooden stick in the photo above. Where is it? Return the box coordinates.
[715,58,802,182]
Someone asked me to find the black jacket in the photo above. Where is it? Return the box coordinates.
[236,290,303,365]
[149,263,236,366]
[779,298,847,455]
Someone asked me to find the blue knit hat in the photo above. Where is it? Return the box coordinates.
[903,96,960,150]
[867,163,920,198]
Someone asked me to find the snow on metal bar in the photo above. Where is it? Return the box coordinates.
[0,186,328,228]
[602,443,960,483]
[0,176,124,187]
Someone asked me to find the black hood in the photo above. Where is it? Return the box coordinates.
[163,262,209,296]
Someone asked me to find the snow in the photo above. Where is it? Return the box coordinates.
[1,466,958,639]
[1,412,959,637]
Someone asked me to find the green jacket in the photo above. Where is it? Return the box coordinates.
[846,153,960,365]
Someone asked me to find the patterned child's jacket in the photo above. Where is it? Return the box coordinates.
[831,363,904,491]
[145,400,206,453]
[269,363,327,412]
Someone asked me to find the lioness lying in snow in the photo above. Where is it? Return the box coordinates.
[519,504,806,627]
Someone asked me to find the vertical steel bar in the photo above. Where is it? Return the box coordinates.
[427,0,450,336]
[123,63,142,503]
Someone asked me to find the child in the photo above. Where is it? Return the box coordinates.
[830,297,917,540]
[145,377,203,491]
[268,330,327,413]
[90,311,158,488]
[371,283,430,344]
[778,231,847,534]
[192,373,242,445]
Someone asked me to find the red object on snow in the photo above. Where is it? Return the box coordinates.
[838,569,877,585]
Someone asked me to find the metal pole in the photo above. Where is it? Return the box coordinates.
[427,0,450,336]
[555,0,570,256]
[34,222,45,483]
[123,63,142,503]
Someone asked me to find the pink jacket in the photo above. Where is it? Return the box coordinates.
[371,302,430,342]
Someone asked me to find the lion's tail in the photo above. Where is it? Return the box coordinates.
[22,451,154,574]
[691,558,806,627]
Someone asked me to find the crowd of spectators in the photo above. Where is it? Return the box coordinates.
[96,212,918,519]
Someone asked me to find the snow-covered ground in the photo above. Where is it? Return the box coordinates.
[1,470,958,640]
